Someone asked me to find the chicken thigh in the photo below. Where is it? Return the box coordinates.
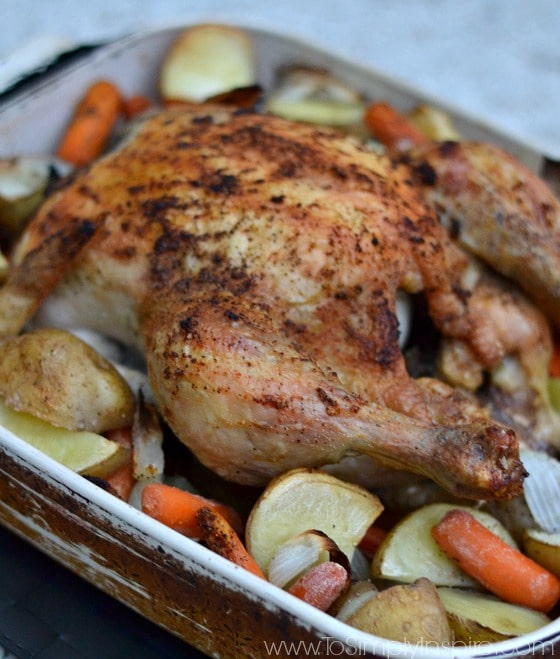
[0,105,543,499]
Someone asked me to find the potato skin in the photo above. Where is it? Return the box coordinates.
[0,328,135,432]
[437,587,550,643]
[523,530,560,578]
[345,578,452,645]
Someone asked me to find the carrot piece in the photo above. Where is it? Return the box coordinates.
[358,524,388,559]
[364,101,429,150]
[550,340,560,377]
[195,506,265,579]
[287,561,350,611]
[432,509,560,612]
[122,94,152,119]
[104,427,135,501]
[57,80,123,166]
[141,481,243,538]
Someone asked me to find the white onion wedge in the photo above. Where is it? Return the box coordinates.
[132,395,164,482]
[268,530,347,588]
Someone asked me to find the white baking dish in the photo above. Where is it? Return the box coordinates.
[0,23,559,658]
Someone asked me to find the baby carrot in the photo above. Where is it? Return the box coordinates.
[57,80,123,166]
[195,506,265,579]
[104,427,135,501]
[122,94,152,119]
[287,561,350,611]
[358,524,388,559]
[432,509,560,612]
[364,101,429,150]
[141,481,244,538]
[549,340,560,377]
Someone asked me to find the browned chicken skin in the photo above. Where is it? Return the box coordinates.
[4,105,556,500]
[407,141,560,327]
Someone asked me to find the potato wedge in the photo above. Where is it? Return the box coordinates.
[265,66,365,127]
[437,587,550,643]
[0,156,70,241]
[523,529,560,577]
[345,578,452,645]
[371,503,517,587]
[0,328,135,433]
[0,398,127,477]
[0,156,50,239]
[159,24,256,103]
[245,468,383,573]
[407,104,461,142]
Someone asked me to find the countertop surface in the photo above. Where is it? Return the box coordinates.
[1,1,559,657]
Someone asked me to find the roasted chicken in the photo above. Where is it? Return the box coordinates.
[2,105,559,499]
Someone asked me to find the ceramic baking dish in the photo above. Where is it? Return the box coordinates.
[0,23,559,659]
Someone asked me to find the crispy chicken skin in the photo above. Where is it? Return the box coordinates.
[1,105,546,499]
[407,141,560,326]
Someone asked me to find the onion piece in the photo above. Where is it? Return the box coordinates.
[268,530,349,589]
[350,547,371,582]
[520,447,560,533]
[0,248,8,283]
[132,394,164,482]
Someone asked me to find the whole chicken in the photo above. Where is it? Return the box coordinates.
[4,104,558,500]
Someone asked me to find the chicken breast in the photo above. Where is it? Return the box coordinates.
[0,105,534,499]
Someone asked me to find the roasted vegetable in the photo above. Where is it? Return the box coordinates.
[345,578,452,644]
[523,529,560,578]
[159,24,256,103]
[437,587,550,642]
[371,503,517,587]
[0,328,135,433]
[245,468,383,573]
[0,398,127,477]
[265,65,366,127]
[267,529,349,589]
[407,103,461,142]
[0,156,53,240]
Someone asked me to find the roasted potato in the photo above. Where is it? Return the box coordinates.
[0,398,127,477]
[523,529,560,578]
[265,65,366,128]
[407,104,461,142]
[0,156,71,241]
[437,587,550,642]
[345,578,452,644]
[159,24,256,103]
[371,503,517,586]
[245,468,383,573]
[0,328,135,433]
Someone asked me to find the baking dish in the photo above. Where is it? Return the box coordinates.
[0,23,559,658]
